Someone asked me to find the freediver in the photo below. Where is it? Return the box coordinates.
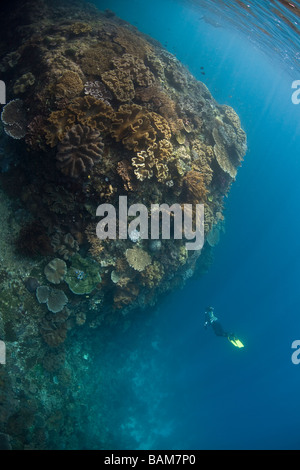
[204,306,244,348]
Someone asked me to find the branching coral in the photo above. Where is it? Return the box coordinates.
[183,170,208,203]
[125,247,151,272]
[141,261,165,288]
[56,124,104,178]
[85,223,105,262]
[113,284,139,309]
[117,159,135,191]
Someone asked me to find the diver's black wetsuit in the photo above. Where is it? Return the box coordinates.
[211,319,228,337]
[204,307,233,338]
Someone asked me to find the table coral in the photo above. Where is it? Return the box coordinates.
[44,258,67,284]
[212,127,238,179]
[1,99,27,139]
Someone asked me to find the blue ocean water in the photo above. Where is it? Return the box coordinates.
[83,0,300,450]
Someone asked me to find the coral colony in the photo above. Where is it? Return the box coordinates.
[96,196,205,250]
[0,0,247,449]
[0,0,247,324]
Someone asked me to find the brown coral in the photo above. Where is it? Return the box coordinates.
[111,104,156,152]
[51,231,79,260]
[117,159,135,191]
[141,261,165,288]
[131,140,172,183]
[45,109,76,147]
[39,313,68,348]
[183,170,208,203]
[68,95,115,131]
[113,284,139,309]
[79,43,121,77]
[69,22,92,35]
[13,72,35,94]
[56,124,104,178]
[102,53,155,102]
[44,258,67,284]
[125,247,151,272]
[44,96,114,147]
[111,104,172,158]
[55,71,83,99]
[212,127,238,179]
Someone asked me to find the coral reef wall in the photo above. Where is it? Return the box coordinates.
[0,0,246,449]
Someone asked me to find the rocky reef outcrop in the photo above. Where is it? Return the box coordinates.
[0,0,247,449]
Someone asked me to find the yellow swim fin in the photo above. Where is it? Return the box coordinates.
[228,337,244,348]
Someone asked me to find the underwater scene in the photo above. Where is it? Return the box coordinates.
[0,0,299,451]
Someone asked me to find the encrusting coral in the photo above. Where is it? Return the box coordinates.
[64,254,101,294]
